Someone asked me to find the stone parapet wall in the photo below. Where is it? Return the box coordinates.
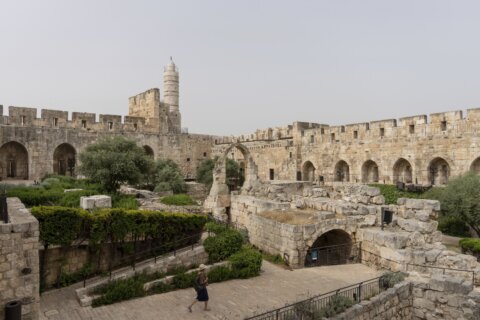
[0,198,40,320]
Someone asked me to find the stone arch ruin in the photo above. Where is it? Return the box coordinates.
[361,160,379,183]
[470,157,480,174]
[0,141,29,180]
[305,229,353,267]
[53,143,76,176]
[143,145,154,158]
[428,157,450,185]
[334,160,350,182]
[302,161,316,182]
[393,158,413,183]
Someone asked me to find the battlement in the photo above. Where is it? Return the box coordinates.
[0,105,164,133]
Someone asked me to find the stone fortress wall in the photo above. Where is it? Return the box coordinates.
[0,59,222,181]
[215,108,480,186]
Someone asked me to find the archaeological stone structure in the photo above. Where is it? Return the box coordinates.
[0,58,219,182]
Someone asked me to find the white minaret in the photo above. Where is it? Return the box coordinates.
[163,57,179,113]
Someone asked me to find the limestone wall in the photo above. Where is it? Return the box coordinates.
[0,198,40,320]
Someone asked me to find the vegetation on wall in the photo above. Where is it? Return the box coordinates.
[78,136,154,192]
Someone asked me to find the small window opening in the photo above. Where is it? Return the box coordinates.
[186,158,190,162]
[366,123,370,130]
[341,126,345,133]
[108,122,113,130]
[301,130,304,137]
[353,130,358,139]
[53,118,58,127]
[20,115,26,126]
[214,139,218,144]
[409,124,415,134]
[289,152,292,159]
[269,169,274,180]
[320,128,325,134]
[310,135,314,143]
[331,133,335,141]
[133,123,138,131]
[296,171,302,181]
[81,120,87,128]
[203,152,207,157]
[380,128,385,137]
[441,121,447,131]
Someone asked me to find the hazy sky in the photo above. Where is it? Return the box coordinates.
[1,1,479,135]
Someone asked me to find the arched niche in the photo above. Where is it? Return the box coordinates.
[0,141,29,179]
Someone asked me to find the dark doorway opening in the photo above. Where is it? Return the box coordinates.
[305,229,357,267]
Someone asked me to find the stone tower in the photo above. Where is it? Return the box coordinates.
[164,57,181,132]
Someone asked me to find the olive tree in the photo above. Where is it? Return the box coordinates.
[78,137,153,192]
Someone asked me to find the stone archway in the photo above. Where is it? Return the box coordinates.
[53,143,76,176]
[0,141,29,179]
[362,160,379,183]
[305,229,353,267]
[428,157,450,185]
[470,157,480,174]
[302,161,316,182]
[334,160,350,182]
[143,145,154,158]
[393,158,413,183]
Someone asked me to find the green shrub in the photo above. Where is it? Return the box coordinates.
[154,182,172,192]
[7,187,64,207]
[459,238,480,254]
[204,221,228,235]
[171,271,198,289]
[207,266,233,283]
[56,190,96,207]
[92,275,146,307]
[261,251,285,265]
[438,215,470,237]
[319,295,354,317]
[204,229,244,263]
[110,194,139,209]
[379,272,406,289]
[229,246,262,278]
[148,281,174,294]
[153,159,187,194]
[160,194,196,206]
[59,263,93,287]
[369,184,425,205]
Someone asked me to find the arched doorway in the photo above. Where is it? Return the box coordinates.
[470,157,480,174]
[428,157,450,185]
[393,158,413,183]
[0,141,29,179]
[334,160,350,182]
[143,145,154,158]
[362,160,379,183]
[305,229,353,267]
[302,161,316,182]
[53,143,76,176]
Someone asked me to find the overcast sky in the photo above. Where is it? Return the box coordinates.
[1,1,479,135]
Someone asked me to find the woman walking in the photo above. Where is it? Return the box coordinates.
[188,264,210,312]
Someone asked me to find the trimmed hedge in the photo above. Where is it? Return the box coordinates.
[459,238,480,254]
[203,229,244,263]
[229,246,262,278]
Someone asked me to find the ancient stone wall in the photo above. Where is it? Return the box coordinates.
[0,198,40,320]
[214,108,480,186]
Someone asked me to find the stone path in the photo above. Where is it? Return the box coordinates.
[40,262,380,320]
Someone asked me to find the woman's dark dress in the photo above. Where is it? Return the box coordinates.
[196,273,209,301]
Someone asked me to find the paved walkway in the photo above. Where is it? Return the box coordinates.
[40,262,380,320]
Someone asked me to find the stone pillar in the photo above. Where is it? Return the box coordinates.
[0,198,40,320]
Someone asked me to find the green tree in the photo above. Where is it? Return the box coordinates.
[426,172,480,236]
[154,159,187,194]
[78,137,153,192]
[196,158,244,190]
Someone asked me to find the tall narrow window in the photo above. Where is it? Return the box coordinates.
[341,126,345,133]
[20,115,26,126]
[441,121,447,131]
[380,128,385,137]
[366,123,370,131]
[108,122,113,130]
[409,124,415,134]
[320,128,325,134]
[81,120,87,128]
[269,169,274,180]
[203,152,207,157]
[310,135,314,143]
[133,123,138,131]
[353,130,358,139]
[53,118,58,127]
[331,133,335,141]
[289,152,292,159]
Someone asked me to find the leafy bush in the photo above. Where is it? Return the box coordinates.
[78,136,154,192]
[110,194,138,209]
[438,215,470,237]
[261,251,285,265]
[171,271,198,289]
[379,271,406,289]
[92,275,146,307]
[153,159,187,194]
[56,190,96,207]
[204,221,229,235]
[154,182,172,192]
[459,238,480,254]
[369,184,425,205]
[204,229,244,263]
[59,264,93,287]
[160,194,196,206]
[229,246,262,278]
[148,281,174,294]
[207,266,233,283]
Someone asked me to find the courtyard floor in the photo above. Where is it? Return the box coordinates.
[40,262,380,320]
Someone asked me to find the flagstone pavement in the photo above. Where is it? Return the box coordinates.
[40,262,380,320]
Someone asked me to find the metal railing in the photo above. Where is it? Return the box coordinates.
[244,274,392,320]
